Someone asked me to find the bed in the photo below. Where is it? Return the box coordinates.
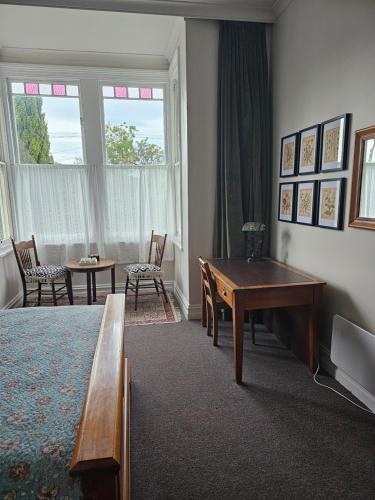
[0,294,130,500]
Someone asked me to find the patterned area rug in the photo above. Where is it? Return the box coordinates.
[29,290,182,327]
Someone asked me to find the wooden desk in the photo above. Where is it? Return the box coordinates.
[66,259,116,305]
[202,259,326,384]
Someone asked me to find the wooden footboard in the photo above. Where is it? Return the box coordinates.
[70,294,130,500]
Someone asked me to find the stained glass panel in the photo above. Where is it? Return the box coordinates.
[66,85,79,97]
[128,87,139,99]
[102,86,114,97]
[11,82,25,94]
[115,87,128,98]
[140,87,152,99]
[39,83,52,95]
[152,88,164,100]
[52,84,66,96]
[25,83,39,95]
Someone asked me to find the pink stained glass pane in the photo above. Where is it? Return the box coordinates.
[140,87,152,99]
[115,87,128,98]
[25,83,39,95]
[53,84,66,96]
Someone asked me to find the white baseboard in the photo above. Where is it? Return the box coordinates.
[2,291,23,309]
[173,283,201,320]
[320,345,375,412]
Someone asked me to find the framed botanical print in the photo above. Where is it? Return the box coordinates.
[320,114,350,172]
[317,178,346,230]
[296,181,317,225]
[278,182,295,223]
[280,133,299,177]
[298,125,320,174]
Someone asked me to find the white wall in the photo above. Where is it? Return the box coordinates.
[271,0,375,347]
[173,19,219,317]
[0,250,21,308]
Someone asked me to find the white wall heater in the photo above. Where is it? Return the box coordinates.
[331,315,375,412]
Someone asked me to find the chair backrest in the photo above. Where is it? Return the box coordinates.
[11,235,40,278]
[198,257,216,301]
[148,230,167,267]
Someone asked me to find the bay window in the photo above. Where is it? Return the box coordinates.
[1,65,174,264]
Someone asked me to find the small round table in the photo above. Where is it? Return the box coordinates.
[65,259,116,305]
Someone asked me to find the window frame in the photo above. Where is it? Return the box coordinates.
[7,78,86,166]
[0,161,13,252]
[99,80,169,167]
[169,48,183,248]
[0,64,170,169]
[0,63,172,247]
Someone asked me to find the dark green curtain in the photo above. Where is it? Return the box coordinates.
[214,21,272,258]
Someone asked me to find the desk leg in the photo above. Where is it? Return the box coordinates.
[111,266,116,294]
[86,272,92,305]
[201,274,207,328]
[232,295,244,384]
[92,272,96,302]
[308,286,321,373]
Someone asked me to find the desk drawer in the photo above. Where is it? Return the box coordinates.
[215,276,233,306]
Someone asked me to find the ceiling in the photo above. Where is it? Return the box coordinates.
[0,0,292,22]
[0,5,180,68]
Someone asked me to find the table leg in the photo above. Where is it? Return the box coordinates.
[308,286,321,373]
[92,272,96,302]
[111,266,116,294]
[201,273,207,328]
[86,272,92,305]
[232,295,244,384]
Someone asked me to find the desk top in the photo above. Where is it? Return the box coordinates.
[207,258,325,289]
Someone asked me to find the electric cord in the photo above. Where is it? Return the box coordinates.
[313,363,374,415]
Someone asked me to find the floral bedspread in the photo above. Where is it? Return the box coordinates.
[0,305,104,499]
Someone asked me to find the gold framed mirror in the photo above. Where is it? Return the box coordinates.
[349,126,375,230]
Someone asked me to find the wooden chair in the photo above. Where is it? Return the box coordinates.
[124,230,168,310]
[198,257,256,345]
[198,257,230,345]
[11,235,73,307]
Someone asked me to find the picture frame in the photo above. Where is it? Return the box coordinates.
[320,114,350,172]
[298,125,320,175]
[280,133,299,177]
[317,178,346,230]
[296,181,318,226]
[278,182,296,223]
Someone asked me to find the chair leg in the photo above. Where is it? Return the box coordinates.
[51,282,57,306]
[37,282,42,306]
[250,312,255,345]
[206,303,212,336]
[66,273,73,305]
[125,276,129,295]
[212,304,219,347]
[134,279,139,311]
[160,279,168,303]
[22,283,27,307]
[154,279,160,296]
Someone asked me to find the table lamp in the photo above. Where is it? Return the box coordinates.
[242,222,266,262]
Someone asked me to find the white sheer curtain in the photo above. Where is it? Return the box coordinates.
[11,163,174,265]
[359,163,375,218]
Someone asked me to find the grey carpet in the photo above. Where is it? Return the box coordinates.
[126,320,375,500]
